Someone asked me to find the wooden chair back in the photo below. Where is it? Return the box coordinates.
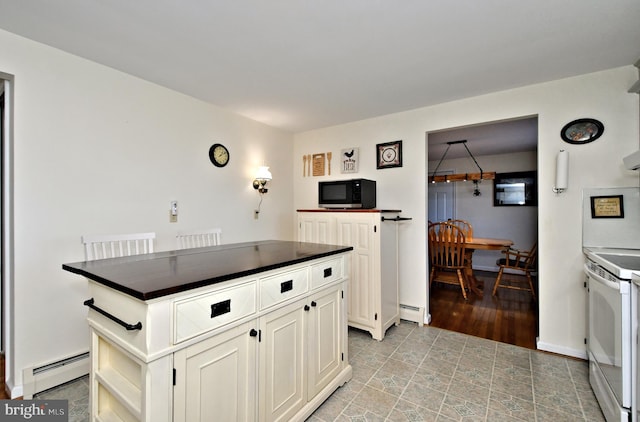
[82,232,156,261]
[428,222,467,270]
[428,222,470,299]
[176,228,222,249]
[492,241,537,300]
[447,219,473,240]
[501,241,537,271]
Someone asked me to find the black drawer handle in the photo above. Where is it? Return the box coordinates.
[280,280,293,293]
[83,298,142,331]
[311,301,317,307]
[323,268,332,278]
[211,299,231,318]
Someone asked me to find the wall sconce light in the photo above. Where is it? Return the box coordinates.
[252,166,272,194]
[253,166,272,219]
[553,150,569,194]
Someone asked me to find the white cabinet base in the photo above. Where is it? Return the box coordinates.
[298,211,401,341]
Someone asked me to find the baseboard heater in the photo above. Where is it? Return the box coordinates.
[399,304,425,326]
[22,351,90,399]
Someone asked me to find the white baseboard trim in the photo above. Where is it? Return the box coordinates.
[473,265,500,272]
[473,264,537,277]
[22,351,90,399]
[536,339,587,360]
[6,379,23,399]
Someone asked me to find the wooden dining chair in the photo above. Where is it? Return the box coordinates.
[176,228,222,249]
[492,241,537,300]
[447,219,473,267]
[82,232,156,260]
[428,222,469,300]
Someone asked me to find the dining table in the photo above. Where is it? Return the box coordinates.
[463,237,514,297]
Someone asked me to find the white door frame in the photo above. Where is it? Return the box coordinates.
[1,72,15,397]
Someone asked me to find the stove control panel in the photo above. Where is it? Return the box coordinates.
[586,259,620,283]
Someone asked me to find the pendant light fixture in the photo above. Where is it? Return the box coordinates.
[429,140,496,184]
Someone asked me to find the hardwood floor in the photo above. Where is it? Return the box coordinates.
[0,353,9,399]
[429,270,538,349]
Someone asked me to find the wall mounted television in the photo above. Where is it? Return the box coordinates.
[493,171,537,206]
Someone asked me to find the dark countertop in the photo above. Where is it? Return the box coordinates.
[63,240,353,301]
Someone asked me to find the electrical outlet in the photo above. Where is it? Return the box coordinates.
[170,200,178,223]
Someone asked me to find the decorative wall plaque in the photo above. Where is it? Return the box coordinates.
[590,195,624,218]
[341,148,359,173]
[376,140,402,169]
[561,118,604,144]
[312,153,326,176]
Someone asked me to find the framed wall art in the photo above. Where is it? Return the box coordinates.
[561,118,604,145]
[341,147,359,173]
[376,140,402,169]
[590,194,624,218]
[493,171,538,206]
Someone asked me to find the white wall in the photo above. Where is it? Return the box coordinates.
[0,29,294,396]
[429,151,538,270]
[294,66,640,358]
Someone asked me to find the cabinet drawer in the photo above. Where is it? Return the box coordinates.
[311,257,343,289]
[174,281,257,343]
[260,268,309,310]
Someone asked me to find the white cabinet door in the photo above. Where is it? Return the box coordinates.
[307,286,342,397]
[259,299,307,422]
[174,322,257,422]
[298,213,335,244]
[336,214,377,330]
[297,211,399,341]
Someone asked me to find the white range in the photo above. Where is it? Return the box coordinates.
[583,187,640,422]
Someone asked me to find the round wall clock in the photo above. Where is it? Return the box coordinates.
[560,118,604,144]
[209,143,229,167]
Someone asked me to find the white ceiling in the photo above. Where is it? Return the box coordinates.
[0,0,639,138]
[427,117,538,161]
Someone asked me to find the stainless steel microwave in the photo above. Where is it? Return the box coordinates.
[318,179,376,209]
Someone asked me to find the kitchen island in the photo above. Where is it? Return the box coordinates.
[63,240,354,422]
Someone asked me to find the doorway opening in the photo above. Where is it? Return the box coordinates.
[426,116,538,349]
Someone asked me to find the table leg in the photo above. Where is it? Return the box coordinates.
[464,250,483,297]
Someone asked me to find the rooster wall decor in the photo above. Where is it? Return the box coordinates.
[341,147,359,174]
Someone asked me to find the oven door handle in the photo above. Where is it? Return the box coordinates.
[584,263,621,291]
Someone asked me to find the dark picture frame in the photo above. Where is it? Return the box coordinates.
[493,171,537,206]
[590,195,624,218]
[376,140,402,169]
[561,118,604,145]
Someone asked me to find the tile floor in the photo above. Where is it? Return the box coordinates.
[33,374,89,422]
[34,322,605,421]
